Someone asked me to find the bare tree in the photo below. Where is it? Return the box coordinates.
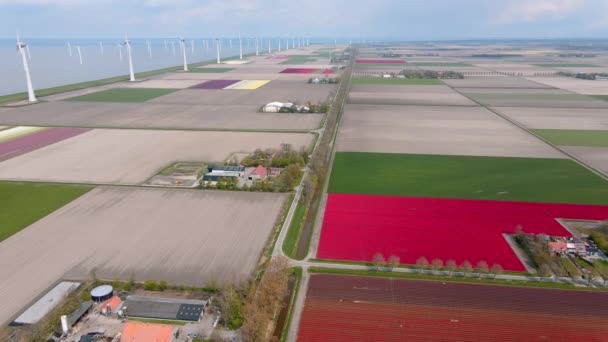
[372,253,386,270]
[539,263,552,278]
[490,264,503,278]
[431,258,443,274]
[387,255,400,271]
[477,260,489,276]
[416,256,429,273]
[446,260,457,276]
[462,260,473,275]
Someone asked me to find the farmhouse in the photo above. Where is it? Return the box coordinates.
[202,165,245,185]
[246,165,268,181]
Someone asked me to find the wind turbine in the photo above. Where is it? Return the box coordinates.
[118,44,123,61]
[67,41,73,57]
[268,38,271,54]
[215,38,221,64]
[171,41,176,56]
[16,33,36,102]
[191,39,195,55]
[255,37,259,56]
[164,39,168,50]
[180,38,189,71]
[238,34,243,60]
[229,38,233,49]
[76,45,83,65]
[124,34,135,81]
[278,38,281,51]
[147,40,152,58]
[286,37,289,50]
[99,41,104,55]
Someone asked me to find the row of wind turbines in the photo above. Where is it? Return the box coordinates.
[16,34,313,103]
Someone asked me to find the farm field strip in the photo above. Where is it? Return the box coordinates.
[317,194,608,271]
[298,275,608,342]
[189,67,236,73]
[0,129,314,185]
[493,107,608,130]
[0,127,91,162]
[336,104,562,158]
[351,77,442,85]
[525,77,608,95]
[443,77,554,89]
[0,126,47,143]
[0,101,324,131]
[328,152,608,205]
[223,80,271,90]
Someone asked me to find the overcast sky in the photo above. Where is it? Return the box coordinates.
[1,0,608,40]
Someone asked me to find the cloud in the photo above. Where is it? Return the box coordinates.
[496,0,585,23]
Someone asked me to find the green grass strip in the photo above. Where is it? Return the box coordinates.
[282,201,308,259]
[66,88,178,103]
[189,67,235,73]
[352,77,441,85]
[310,267,608,292]
[328,152,608,205]
[532,129,608,147]
[0,181,92,241]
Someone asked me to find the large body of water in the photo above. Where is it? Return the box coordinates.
[1,38,261,96]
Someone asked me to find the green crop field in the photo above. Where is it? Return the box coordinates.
[592,95,608,102]
[352,77,442,85]
[328,152,608,205]
[66,88,178,103]
[533,129,608,147]
[534,63,600,68]
[0,182,92,241]
[190,67,235,73]
[280,55,319,64]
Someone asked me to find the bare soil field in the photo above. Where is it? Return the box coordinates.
[494,107,608,130]
[459,88,570,94]
[147,81,336,105]
[561,146,608,174]
[348,85,476,106]
[335,104,563,158]
[526,77,608,95]
[0,101,323,131]
[462,92,608,108]
[0,187,286,325]
[443,77,553,89]
[0,129,313,184]
[156,72,314,81]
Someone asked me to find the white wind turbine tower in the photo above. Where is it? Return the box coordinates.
[171,41,176,56]
[118,44,123,61]
[76,45,83,65]
[124,34,135,81]
[99,41,104,55]
[16,33,36,102]
[147,40,152,58]
[278,37,281,52]
[67,41,73,57]
[238,34,243,60]
[180,38,189,71]
[255,37,259,56]
[191,39,195,55]
[285,37,289,50]
[268,38,271,54]
[215,38,221,64]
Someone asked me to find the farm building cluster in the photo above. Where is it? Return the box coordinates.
[548,236,605,260]
[202,164,282,187]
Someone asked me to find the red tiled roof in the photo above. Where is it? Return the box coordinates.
[99,296,122,313]
[254,165,268,178]
[121,322,173,342]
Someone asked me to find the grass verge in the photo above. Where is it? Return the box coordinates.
[309,267,608,292]
[352,77,441,85]
[0,181,93,241]
[328,152,608,205]
[282,201,308,259]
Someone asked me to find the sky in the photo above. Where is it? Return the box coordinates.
[1,0,608,40]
